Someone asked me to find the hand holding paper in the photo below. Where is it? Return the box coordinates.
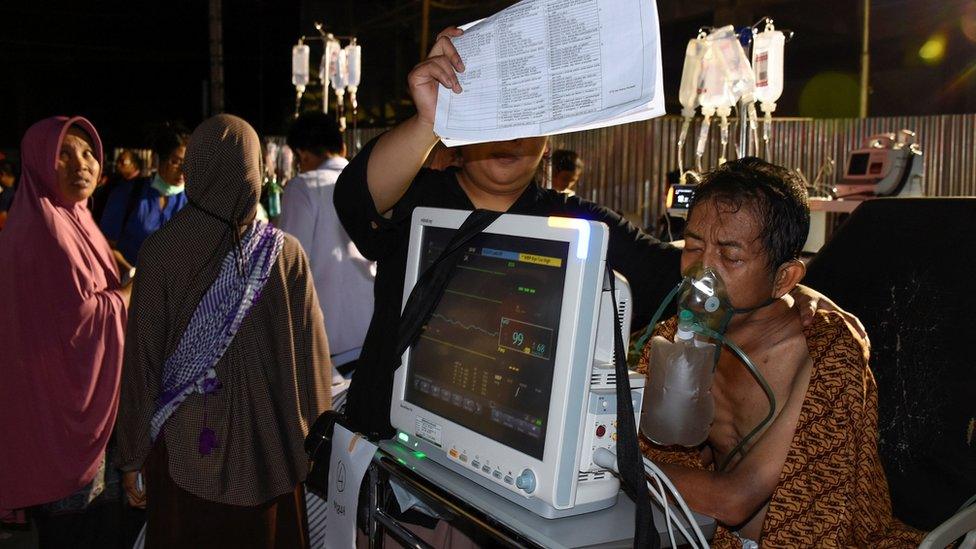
[409,27,466,127]
[433,0,666,146]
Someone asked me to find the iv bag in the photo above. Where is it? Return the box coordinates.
[698,46,733,112]
[679,36,706,117]
[753,27,785,109]
[329,42,348,92]
[707,26,755,104]
[292,44,310,90]
[321,38,340,88]
[345,42,362,90]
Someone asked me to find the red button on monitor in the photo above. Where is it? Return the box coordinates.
[596,425,606,438]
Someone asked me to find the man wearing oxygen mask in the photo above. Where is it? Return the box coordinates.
[637,158,923,547]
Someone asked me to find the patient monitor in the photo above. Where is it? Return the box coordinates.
[390,207,644,518]
[835,130,924,198]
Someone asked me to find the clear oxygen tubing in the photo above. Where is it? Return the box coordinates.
[633,280,684,357]
[696,324,776,472]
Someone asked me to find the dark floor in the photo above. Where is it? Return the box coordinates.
[0,520,37,549]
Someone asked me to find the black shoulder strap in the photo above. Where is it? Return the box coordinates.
[395,209,503,360]
[609,271,659,549]
[119,178,147,239]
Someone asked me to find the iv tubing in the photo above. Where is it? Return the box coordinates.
[695,114,711,173]
[747,103,760,157]
[698,325,776,472]
[677,116,692,182]
[718,113,730,165]
[762,112,772,160]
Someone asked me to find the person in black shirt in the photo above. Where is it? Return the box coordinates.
[334,26,861,439]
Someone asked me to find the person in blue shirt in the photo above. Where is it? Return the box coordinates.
[100,124,189,269]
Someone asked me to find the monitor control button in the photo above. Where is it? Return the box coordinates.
[471,460,480,468]
[492,470,502,479]
[596,425,606,438]
[516,469,536,494]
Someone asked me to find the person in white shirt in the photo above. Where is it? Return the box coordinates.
[278,112,375,405]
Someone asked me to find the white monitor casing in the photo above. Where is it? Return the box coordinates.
[390,208,643,519]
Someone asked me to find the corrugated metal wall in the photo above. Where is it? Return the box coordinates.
[348,113,976,226]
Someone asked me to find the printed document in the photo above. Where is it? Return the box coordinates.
[434,0,665,146]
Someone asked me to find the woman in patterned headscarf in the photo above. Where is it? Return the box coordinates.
[116,114,331,548]
[0,116,131,544]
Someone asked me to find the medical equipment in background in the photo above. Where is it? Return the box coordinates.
[677,33,707,184]
[290,22,363,136]
[344,39,362,145]
[291,43,311,116]
[682,18,791,178]
[666,183,697,219]
[709,26,757,165]
[320,34,341,115]
[694,34,734,173]
[834,130,925,198]
[752,21,785,160]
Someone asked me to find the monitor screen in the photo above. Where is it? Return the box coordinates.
[848,152,870,176]
[405,226,570,460]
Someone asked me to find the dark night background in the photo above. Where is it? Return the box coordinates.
[3,0,976,153]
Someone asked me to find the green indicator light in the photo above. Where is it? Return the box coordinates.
[398,432,409,444]
[397,458,407,465]
[414,451,427,459]
[535,419,543,426]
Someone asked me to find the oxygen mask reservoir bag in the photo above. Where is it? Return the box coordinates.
[639,264,732,447]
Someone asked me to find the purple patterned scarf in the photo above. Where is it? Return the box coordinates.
[150,220,284,454]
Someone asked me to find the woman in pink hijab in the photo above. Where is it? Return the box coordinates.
[0,116,131,543]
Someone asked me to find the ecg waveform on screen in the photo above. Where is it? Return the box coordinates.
[430,313,499,337]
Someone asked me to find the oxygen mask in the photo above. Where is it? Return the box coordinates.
[677,263,733,336]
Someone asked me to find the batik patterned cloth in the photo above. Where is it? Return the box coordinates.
[637,311,926,548]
